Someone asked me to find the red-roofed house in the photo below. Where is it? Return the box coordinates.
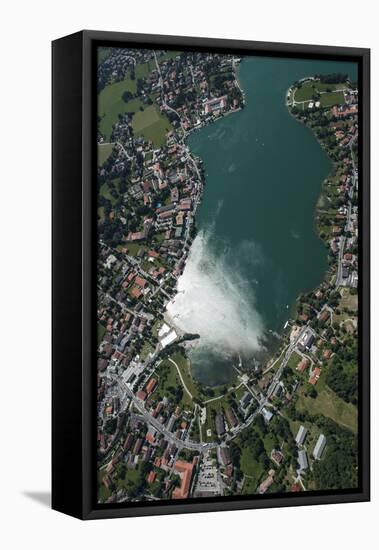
[309,367,321,385]
[147,471,157,484]
[136,390,147,401]
[135,275,147,288]
[297,357,309,374]
[130,285,142,299]
[145,378,157,394]
[146,432,155,444]
[172,460,195,499]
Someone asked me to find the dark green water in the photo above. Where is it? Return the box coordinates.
[186,56,357,386]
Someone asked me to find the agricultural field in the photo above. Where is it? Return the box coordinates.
[98,77,142,139]
[98,52,177,142]
[132,105,172,147]
[135,60,156,79]
[296,384,357,433]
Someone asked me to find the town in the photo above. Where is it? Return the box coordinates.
[96,48,359,504]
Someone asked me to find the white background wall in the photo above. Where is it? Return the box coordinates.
[1,1,376,547]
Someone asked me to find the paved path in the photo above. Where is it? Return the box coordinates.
[168,357,193,399]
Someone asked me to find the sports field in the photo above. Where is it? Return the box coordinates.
[294,79,346,107]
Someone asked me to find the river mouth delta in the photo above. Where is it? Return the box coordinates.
[96,46,359,503]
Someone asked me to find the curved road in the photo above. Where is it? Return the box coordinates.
[168,357,193,399]
[110,374,216,452]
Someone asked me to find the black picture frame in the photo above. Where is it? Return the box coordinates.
[52,30,370,520]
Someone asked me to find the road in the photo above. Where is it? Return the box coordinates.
[110,375,216,452]
[153,51,202,184]
[100,56,313,459]
[335,135,357,288]
[232,57,244,100]
[153,50,187,139]
[116,140,132,161]
[104,309,307,454]
[225,326,307,443]
[335,234,347,287]
[168,357,193,399]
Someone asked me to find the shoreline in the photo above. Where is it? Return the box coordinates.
[174,66,326,378]
[168,63,325,380]
[286,82,337,292]
[163,59,247,379]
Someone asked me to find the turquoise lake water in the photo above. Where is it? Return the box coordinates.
[184,56,358,386]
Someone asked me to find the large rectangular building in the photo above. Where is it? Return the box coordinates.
[215,413,225,436]
[313,434,327,460]
[295,425,307,446]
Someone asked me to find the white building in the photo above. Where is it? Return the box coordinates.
[313,434,327,460]
[158,323,171,339]
[295,425,307,446]
[160,329,177,349]
[158,323,178,348]
[261,407,273,423]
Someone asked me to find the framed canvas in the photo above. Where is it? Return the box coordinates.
[52,30,370,520]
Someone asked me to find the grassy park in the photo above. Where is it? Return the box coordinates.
[294,80,315,102]
[169,351,199,399]
[153,358,193,411]
[294,79,346,107]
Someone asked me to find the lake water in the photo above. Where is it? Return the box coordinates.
[168,55,357,386]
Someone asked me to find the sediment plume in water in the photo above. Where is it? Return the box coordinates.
[166,229,265,355]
